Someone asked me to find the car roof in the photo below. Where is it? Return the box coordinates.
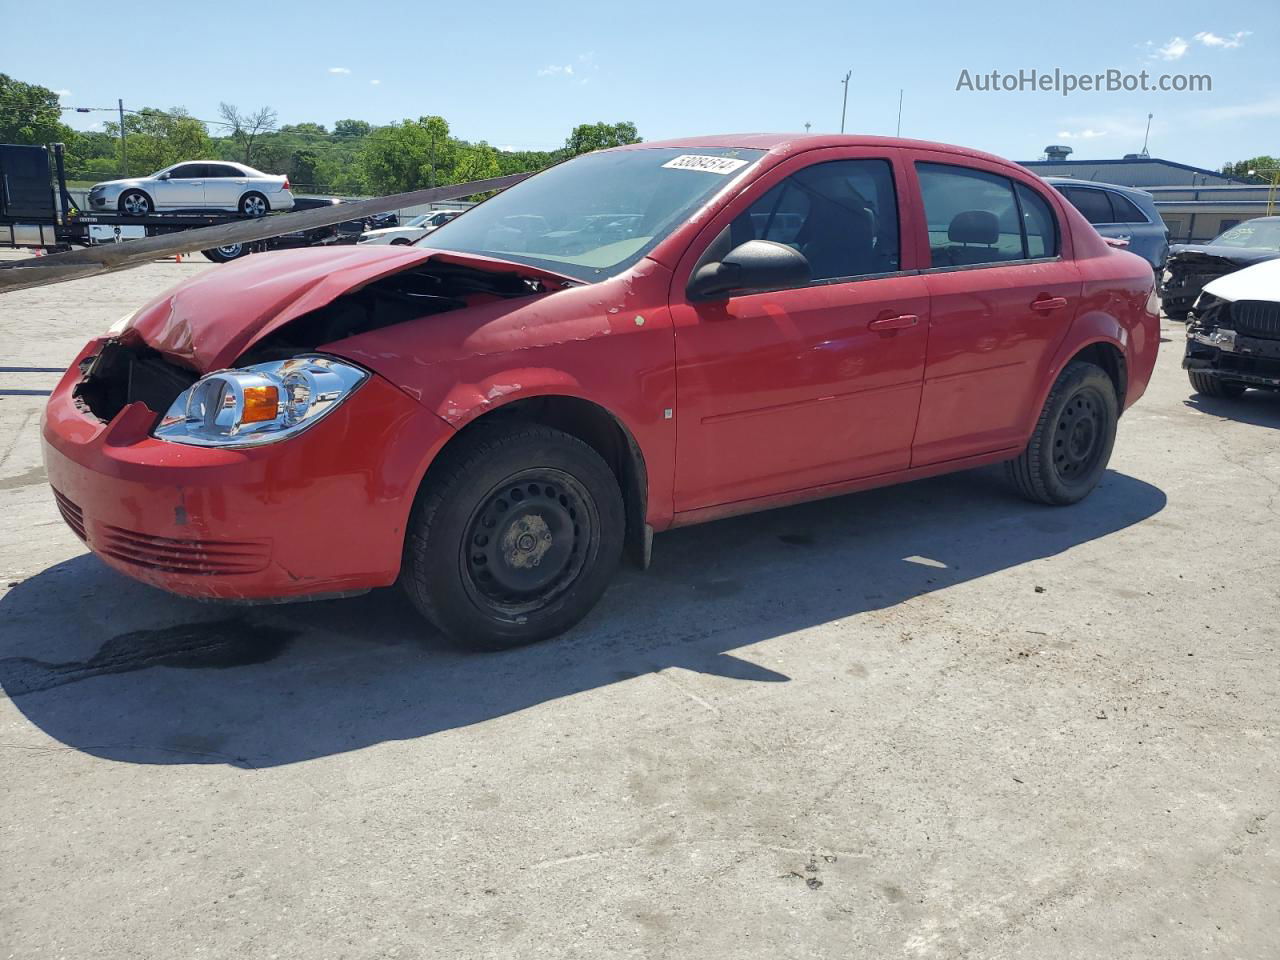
[1044,176,1154,200]
[611,133,1013,167]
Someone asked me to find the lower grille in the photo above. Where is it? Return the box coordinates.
[97,526,270,576]
[1229,300,1280,340]
[51,488,86,541]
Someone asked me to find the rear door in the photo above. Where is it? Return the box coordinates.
[670,148,931,511]
[202,163,246,208]
[907,155,1079,465]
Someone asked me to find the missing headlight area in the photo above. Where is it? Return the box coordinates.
[239,259,549,365]
[74,340,199,424]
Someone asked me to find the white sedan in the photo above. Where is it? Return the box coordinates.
[357,210,462,245]
[88,161,294,217]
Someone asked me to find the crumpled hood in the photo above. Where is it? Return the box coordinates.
[122,244,576,373]
[1168,244,1280,267]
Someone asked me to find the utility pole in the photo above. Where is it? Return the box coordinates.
[117,98,128,177]
[840,70,852,134]
[804,121,811,134]
[1140,113,1153,158]
[896,89,903,137]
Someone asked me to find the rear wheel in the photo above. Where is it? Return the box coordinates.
[200,244,248,263]
[239,192,268,217]
[403,425,624,649]
[117,190,152,216]
[1188,370,1247,398]
[1008,361,1118,505]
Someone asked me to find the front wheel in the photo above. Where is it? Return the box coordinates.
[1007,361,1119,505]
[118,190,152,216]
[403,425,625,649]
[239,192,268,217]
[1188,371,1247,398]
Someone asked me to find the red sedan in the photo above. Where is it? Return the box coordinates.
[43,135,1160,647]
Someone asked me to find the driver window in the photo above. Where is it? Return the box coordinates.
[728,158,901,281]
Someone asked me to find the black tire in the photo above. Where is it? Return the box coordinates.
[117,189,152,216]
[403,425,624,649]
[200,244,248,263]
[390,237,412,246]
[239,192,269,217]
[1007,361,1119,506]
[1188,370,1247,398]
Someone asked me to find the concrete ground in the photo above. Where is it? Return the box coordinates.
[1,251,1276,959]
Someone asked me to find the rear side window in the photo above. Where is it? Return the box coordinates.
[1061,186,1114,225]
[917,163,1029,267]
[728,158,900,281]
[208,164,242,178]
[1107,192,1147,224]
[1015,183,1059,258]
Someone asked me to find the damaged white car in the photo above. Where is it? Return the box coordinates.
[1184,258,1280,397]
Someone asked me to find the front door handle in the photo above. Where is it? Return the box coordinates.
[868,313,919,331]
[1031,296,1068,312]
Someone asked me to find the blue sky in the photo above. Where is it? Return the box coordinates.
[4,0,1275,168]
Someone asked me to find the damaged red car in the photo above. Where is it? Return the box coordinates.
[43,135,1160,647]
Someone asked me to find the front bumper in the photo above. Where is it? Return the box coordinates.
[42,340,455,601]
[1184,328,1280,389]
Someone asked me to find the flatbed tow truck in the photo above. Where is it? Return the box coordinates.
[0,142,299,261]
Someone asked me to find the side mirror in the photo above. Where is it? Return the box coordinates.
[688,239,811,300]
[157,172,170,180]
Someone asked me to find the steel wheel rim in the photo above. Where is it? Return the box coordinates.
[217,245,243,257]
[1053,386,1106,483]
[460,468,595,617]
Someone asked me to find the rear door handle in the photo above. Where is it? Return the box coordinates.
[1031,296,1068,312]
[868,313,919,331]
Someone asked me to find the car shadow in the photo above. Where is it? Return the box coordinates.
[1185,389,1280,429]
[0,465,1166,767]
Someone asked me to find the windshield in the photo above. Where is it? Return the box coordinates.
[421,147,765,281]
[405,215,431,227]
[1212,220,1280,251]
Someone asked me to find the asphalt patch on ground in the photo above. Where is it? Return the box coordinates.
[0,618,296,697]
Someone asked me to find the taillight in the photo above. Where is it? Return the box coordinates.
[282,177,291,191]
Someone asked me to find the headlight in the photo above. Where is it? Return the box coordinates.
[154,355,367,447]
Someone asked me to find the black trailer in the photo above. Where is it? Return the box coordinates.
[0,143,336,261]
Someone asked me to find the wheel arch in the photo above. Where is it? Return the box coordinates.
[415,389,651,569]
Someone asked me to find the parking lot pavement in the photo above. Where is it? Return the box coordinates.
[1,256,1277,959]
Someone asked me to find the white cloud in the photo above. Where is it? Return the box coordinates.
[1195,30,1251,49]
[369,79,381,85]
[1056,129,1107,140]
[328,66,351,75]
[537,64,574,77]
[53,88,71,98]
[1155,36,1189,60]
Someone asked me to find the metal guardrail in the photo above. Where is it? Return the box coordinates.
[0,172,532,294]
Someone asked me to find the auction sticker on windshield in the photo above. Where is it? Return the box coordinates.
[661,155,751,174]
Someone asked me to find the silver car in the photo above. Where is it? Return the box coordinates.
[87,161,295,217]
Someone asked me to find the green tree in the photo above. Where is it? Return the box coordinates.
[0,73,75,145]
[290,149,320,187]
[358,116,453,193]
[1221,156,1280,183]
[563,121,640,157]
[334,118,372,138]
[103,107,212,176]
[217,102,277,165]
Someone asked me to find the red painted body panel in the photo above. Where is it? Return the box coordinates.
[41,134,1159,602]
[42,339,454,597]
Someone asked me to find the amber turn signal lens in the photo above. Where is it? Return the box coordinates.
[241,385,280,423]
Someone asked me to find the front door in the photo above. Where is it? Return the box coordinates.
[906,155,1081,465]
[153,163,206,210]
[670,150,930,513]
